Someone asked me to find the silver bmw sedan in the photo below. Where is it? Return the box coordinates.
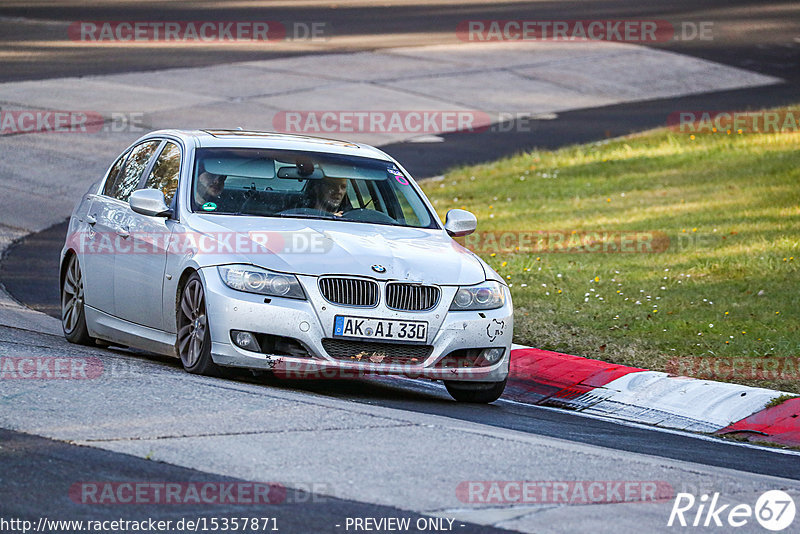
[60,130,513,402]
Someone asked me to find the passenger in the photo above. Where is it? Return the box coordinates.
[194,171,228,210]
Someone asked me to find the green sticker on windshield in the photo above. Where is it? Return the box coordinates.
[201,202,217,211]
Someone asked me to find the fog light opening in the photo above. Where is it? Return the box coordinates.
[231,330,261,352]
[480,348,505,365]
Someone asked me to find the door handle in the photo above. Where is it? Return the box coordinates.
[86,214,97,226]
[117,227,130,239]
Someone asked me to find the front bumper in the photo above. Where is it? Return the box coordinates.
[200,268,513,382]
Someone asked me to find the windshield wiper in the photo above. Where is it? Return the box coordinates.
[276,213,338,221]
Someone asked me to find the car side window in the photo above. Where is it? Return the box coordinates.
[102,149,130,197]
[108,140,161,202]
[144,141,181,205]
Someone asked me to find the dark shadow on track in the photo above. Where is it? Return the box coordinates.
[0,219,66,318]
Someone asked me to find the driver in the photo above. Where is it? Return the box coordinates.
[194,171,228,209]
[305,177,349,216]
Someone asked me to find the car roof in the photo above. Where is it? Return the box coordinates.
[142,129,393,161]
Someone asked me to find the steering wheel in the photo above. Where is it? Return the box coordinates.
[341,208,397,224]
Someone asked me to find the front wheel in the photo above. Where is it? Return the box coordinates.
[176,273,221,376]
[444,378,507,403]
[61,254,92,345]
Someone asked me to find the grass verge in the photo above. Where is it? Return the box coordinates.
[422,112,800,393]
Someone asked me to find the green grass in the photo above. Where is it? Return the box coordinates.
[765,394,798,409]
[422,117,800,393]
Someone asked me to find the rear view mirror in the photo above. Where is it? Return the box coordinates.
[444,209,477,237]
[277,167,324,179]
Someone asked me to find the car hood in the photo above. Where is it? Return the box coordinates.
[186,214,488,285]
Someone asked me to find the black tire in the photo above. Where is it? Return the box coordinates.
[61,254,92,345]
[176,273,221,376]
[444,378,507,403]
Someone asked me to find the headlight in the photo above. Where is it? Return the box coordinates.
[218,265,305,299]
[449,281,505,310]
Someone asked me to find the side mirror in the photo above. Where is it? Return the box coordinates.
[444,209,477,237]
[130,189,171,217]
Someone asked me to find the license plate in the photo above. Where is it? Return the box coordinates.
[333,316,428,343]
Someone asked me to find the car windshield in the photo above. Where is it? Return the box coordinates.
[191,148,437,228]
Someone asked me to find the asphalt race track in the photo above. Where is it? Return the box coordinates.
[1,0,798,83]
[1,1,799,533]
[1,429,511,533]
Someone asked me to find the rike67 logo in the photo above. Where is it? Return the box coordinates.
[668,490,796,531]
